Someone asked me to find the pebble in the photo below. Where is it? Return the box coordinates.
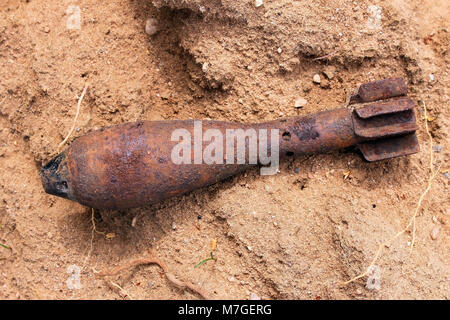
[320,79,330,89]
[171,222,177,230]
[264,185,273,194]
[145,18,159,36]
[313,74,321,84]
[431,226,440,240]
[277,47,282,54]
[43,27,50,33]
[202,62,209,72]
[429,74,435,81]
[294,97,307,108]
[323,66,336,79]
[432,145,442,153]
[250,293,261,300]
[255,0,263,8]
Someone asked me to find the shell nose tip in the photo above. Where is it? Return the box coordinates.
[40,152,71,199]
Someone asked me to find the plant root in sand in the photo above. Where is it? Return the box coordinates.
[55,83,88,154]
[97,250,213,300]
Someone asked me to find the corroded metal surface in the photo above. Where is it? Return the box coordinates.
[41,78,420,209]
[352,99,418,139]
[358,134,419,162]
[349,77,407,104]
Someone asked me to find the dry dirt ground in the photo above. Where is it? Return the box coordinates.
[0,0,449,299]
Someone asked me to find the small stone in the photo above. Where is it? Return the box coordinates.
[228,276,235,282]
[105,233,115,239]
[431,226,440,240]
[238,98,243,104]
[255,0,263,8]
[250,293,261,300]
[429,74,435,81]
[432,145,442,153]
[277,47,282,54]
[323,66,336,79]
[171,222,177,230]
[145,18,159,36]
[202,62,209,72]
[294,167,300,174]
[43,27,50,33]
[264,185,273,193]
[313,74,321,84]
[294,97,307,108]
[320,79,330,89]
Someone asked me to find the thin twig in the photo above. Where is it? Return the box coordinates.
[312,50,338,61]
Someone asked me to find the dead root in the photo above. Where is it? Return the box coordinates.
[108,281,134,300]
[96,249,213,300]
[49,83,88,159]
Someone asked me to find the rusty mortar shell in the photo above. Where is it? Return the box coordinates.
[41,78,419,210]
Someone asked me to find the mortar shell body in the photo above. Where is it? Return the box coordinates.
[60,121,255,209]
[40,110,359,210]
[40,78,420,210]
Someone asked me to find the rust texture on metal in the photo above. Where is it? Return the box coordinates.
[349,77,407,104]
[41,78,420,209]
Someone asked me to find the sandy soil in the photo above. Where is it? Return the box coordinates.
[0,0,448,299]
